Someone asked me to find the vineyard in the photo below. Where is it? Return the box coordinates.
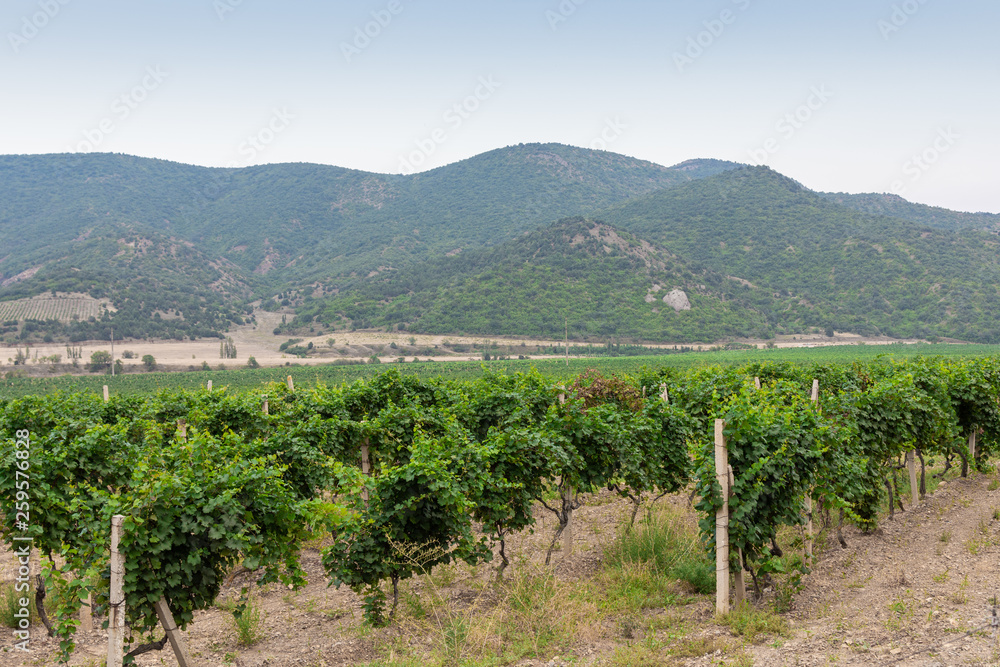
[5,342,1000,400]
[1,357,999,665]
[0,296,110,324]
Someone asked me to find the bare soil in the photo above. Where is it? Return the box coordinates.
[1,312,927,377]
[3,467,997,667]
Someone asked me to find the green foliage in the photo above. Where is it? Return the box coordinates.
[1,356,998,659]
[604,505,714,595]
[695,380,832,572]
[220,337,237,359]
[141,354,156,370]
[88,350,112,373]
[321,417,493,625]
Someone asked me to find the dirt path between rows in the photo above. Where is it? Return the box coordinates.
[743,469,1000,667]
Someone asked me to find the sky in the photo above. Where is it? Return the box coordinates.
[1,0,997,213]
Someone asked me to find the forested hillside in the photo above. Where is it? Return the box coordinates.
[3,147,999,344]
[301,218,779,341]
[595,167,1000,342]
[0,147,739,340]
[818,191,1000,231]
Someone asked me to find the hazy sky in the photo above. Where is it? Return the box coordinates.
[2,0,996,212]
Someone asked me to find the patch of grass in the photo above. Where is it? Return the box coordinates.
[229,588,266,647]
[718,602,789,643]
[950,575,969,605]
[597,560,689,614]
[932,568,950,583]
[607,641,675,666]
[604,504,714,595]
[987,478,999,491]
[0,582,37,628]
[939,530,951,543]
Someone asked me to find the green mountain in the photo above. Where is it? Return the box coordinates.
[302,217,779,342]
[3,148,999,345]
[0,147,742,340]
[593,167,1000,341]
[818,192,1000,231]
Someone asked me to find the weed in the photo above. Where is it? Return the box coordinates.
[988,478,999,491]
[670,635,736,658]
[932,568,950,583]
[604,504,714,595]
[884,593,914,632]
[0,582,37,628]
[718,602,789,643]
[598,560,686,613]
[951,575,969,605]
[229,587,266,647]
[939,530,951,543]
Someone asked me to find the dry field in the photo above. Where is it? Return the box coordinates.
[0,309,925,374]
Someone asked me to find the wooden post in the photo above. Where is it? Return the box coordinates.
[177,419,187,440]
[103,385,110,402]
[715,419,730,615]
[660,383,669,402]
[806,379,819,559]
[206,379,212,391]
[360,437,371,506]
[107,515,125,667]
[80,593,93,633]
[154,598,193,667]
[968,430,977,463]
[262,396,269,415]
[754,377,761,390]
[907,451,919,506]
[287,375,294,391]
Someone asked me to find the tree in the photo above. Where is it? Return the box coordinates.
[141,354,156,371]
[220,336,238,359]
[246,356,260,369]
[88,350,112,373]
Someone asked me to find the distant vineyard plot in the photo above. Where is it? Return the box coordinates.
[0,295,111,322]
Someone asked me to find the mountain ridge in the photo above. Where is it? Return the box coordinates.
[1,145,997,344]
